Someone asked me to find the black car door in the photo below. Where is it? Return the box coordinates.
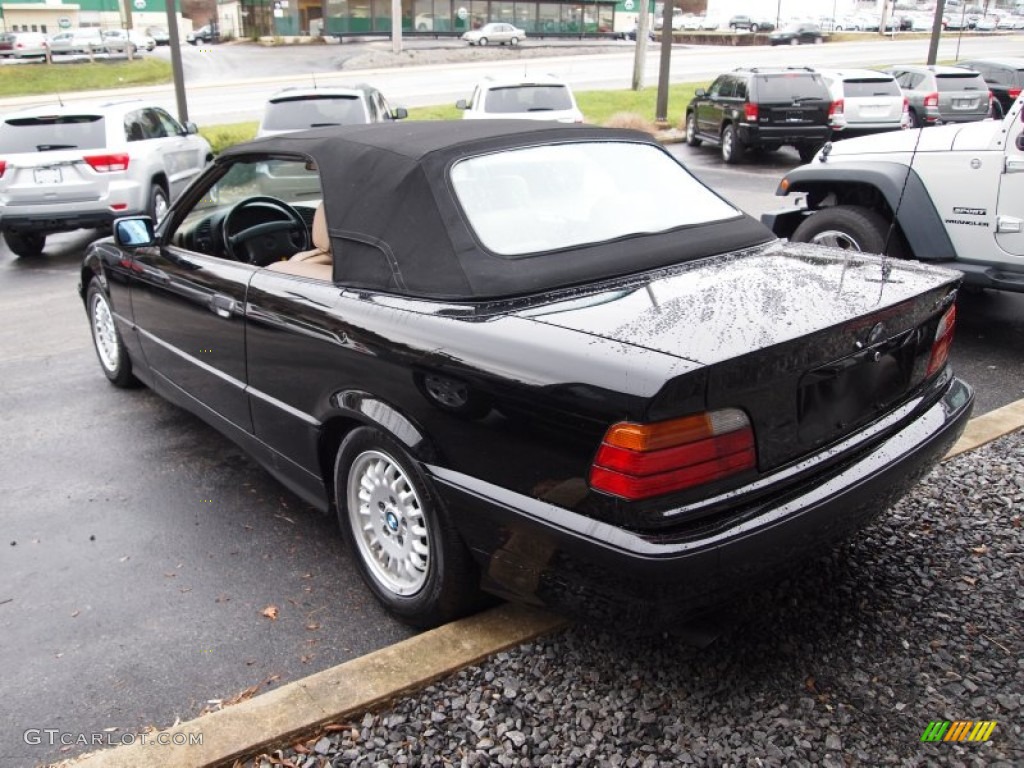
[130,244,256,432]
[128,160,302,433]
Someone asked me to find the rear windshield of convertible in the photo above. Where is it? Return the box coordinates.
[450,141,739,256]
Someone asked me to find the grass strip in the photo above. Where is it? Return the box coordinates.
[0,58,172,98]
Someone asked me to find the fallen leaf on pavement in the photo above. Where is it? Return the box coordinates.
[261,605,279,620]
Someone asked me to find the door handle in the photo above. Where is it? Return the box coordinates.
[997,216,1023,234]
[209,294,235,319]
[1006,156,1024,173]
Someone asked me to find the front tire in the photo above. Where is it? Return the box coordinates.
[3,230,46,258]
[478,37,488,46]
[87,281,138,387]
[721,124,744,164]
[335,427,483,628]
[790,37,799,45]
[685,113,702,146]
[790,205,906,257]
[510,37,519,46]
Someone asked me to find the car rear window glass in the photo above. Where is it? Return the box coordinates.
[935,74,987,91]
[484,85,573,114]
[841,78,901,97]
[0,115,106,152]
[451,142,739,257]
[756,74,829,101]
[262,95,368,130]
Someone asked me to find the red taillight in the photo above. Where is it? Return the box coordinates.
[0,160,6,178]
[926,304,957,377]
[589,409,756,500]
[1009,87,1021,100]
[828,99,846,129]
[84,153,129,173]
[923,92,939,108]
[743,103,758,121]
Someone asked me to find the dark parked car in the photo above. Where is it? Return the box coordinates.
[959,57,1024,117]
[81,122,973,627]
[727,15,772,31]
[769,23,826,45]
[685,66,834,163]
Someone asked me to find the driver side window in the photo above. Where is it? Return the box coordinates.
[168,157,323,264]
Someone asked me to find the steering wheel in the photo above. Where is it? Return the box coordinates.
[221,196,309,265]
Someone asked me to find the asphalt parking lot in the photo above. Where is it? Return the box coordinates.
[6,40,1024,757]
[2,119,1024,767]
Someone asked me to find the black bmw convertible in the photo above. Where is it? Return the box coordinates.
[80,121,973,627]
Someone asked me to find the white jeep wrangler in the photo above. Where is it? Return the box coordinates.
[762,94,1024,293]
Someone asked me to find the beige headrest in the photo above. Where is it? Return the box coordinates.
[311,202,329,253]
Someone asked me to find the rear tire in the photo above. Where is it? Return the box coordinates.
[907,109,921,129]
[797,143,821,163]
[3,230,46,258]
[790,205,907,257]
[148,184,169,223]
[685,113,702,146]
[335,426,484,628]
[721,124,744,164]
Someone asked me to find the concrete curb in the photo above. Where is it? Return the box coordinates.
[61,398,1024,768]
[945,396,1024,458]
[66,604,567,768]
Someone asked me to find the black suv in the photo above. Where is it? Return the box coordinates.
[684,67,833,164]
[959,58,1024,117]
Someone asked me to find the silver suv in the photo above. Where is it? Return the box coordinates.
[0,100,212,257]
[816,68,909,137]
[886,64,992,127]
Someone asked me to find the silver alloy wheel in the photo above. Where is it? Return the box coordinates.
[90,292,120,373]
[152,188,169,223]
[809,229,863,251]
[686,115,696,142]
[722,128,734,159]
[423,374,469,409]
[347,449,430,596]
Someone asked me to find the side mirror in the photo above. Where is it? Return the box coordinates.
[695,88,706,98]
[1017,133,1024,151]
[184,121,199,135]
[113,216,156,248]
[392,107,408,120]
[455,99,468,110]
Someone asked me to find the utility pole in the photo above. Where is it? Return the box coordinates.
[926,0,946,65]
[654,0,674,125]
[631,1,650,91]
[392,0,402,53]
[165,0,189,124]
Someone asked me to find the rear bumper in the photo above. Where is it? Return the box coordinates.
[0,208,142,234]
[739,124,830,145]
[430,375,973,623]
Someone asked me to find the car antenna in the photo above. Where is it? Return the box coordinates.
[56,93,64,107]
[311,73,318,89]
[878,119,928,278]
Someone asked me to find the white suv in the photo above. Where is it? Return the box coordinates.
[256,85,407,138]
[456,76,584,123]
[0,100,212,258]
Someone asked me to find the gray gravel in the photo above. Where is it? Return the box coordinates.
[249,430,1023,767]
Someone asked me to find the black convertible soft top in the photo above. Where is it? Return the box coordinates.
[222,121,773,300]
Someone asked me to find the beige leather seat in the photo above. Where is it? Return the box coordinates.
[266,202,333,280]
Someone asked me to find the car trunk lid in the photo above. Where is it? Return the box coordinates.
[518,241,959,471]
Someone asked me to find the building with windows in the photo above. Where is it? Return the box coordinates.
[232,0,623,38]
[0,0,188,36]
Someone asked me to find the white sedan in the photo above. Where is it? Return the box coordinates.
[461,23,526,46]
